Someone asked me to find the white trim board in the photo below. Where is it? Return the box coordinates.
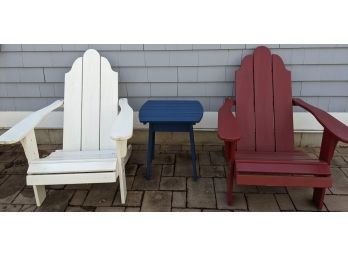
[0,111,347,132]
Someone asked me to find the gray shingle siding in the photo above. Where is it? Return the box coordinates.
[22,52,83,67]
[147,67,177,82]
[0,68,44,83]
[43,68,69,83]
[166,45,193,50]
[21,44,63,51]
[143,44,167,51]
[150,83,177,97]
[170,51,198,66]
[61,44,90,51]
[178,67,198,82]
[118,67,148,83]
[88,44,121,51]
[126,83,150,97]
[0,44,348,112]
[0,52,23,67]
[145,52,171,66]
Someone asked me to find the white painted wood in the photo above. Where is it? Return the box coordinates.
[116,141,127,204]
[27,172,117,185]
[28,160,117,174]
[27,147,133,174]
[20,130,39,162]
[33,185,46,206]
[28,150,118,174]
[81,49,101,150]
[0,49,134,206]
[124,144,132,164]
[111,98,133,142]
[20,130,46,206]
[47,149,116,159]
[0,100,63,144]
[1,111,348,132]
[63,57,83,151]
[118,140,128,158]
[100,57,118,150]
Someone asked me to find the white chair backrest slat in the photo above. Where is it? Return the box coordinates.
[81,49,101,150]
[100,57,118,149]
[63,57,83,150]
[63,49,118,151]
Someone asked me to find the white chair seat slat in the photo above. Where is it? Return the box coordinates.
[28,150,117,174]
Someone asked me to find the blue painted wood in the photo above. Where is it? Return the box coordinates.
[146,124,154,179]
[151,123,192,132]
[151,131,155,160]
[139,100,203,179]
[189,126,198,180]
[139,100,203,124]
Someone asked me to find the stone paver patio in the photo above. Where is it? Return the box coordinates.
[1,143,348,212]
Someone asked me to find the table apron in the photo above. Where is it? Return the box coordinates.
[150,122,194,132]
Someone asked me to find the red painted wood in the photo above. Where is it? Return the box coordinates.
[236,174,332,188]
[226,143,237,205]
[253,47,275,151]
[313,188,326,209]
[218,46,348,208]
[293,98,348,143]
[235,55,255,151]
[217,98,240,142]
[272,55,294,151]
[319,129,338,164]
[236,161,330,175]
[224,142,231,160]
[227,165,234,205]
[236,151,312,160]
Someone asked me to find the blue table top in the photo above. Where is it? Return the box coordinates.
[139,100,204,124]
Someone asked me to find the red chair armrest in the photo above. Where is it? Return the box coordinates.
[293,98,348,143]
[218,98,241,142]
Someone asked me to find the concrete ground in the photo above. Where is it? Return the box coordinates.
[0,143,348,212]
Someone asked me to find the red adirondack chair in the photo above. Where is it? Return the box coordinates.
[218,46,348,209]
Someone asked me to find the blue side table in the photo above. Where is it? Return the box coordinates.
[139,100,203,180]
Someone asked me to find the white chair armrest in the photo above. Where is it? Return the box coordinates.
[0,100,64,144]
[110,98,133,141]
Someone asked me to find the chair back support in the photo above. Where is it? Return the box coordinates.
[235,46,294,152]
[63,49,118,151]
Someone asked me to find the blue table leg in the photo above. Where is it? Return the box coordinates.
[146,124,154,179]
[189,125,198,180]
[151,130,156,160]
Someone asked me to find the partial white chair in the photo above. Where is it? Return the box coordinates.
[0,49,133,206]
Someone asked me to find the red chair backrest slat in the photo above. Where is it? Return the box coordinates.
[235,46,294,152]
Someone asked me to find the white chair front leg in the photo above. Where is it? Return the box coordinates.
[116,140,127,204]
[33,185,46,206]
[21,130,46,206]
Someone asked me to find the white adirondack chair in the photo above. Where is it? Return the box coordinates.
[0,49,133,206]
